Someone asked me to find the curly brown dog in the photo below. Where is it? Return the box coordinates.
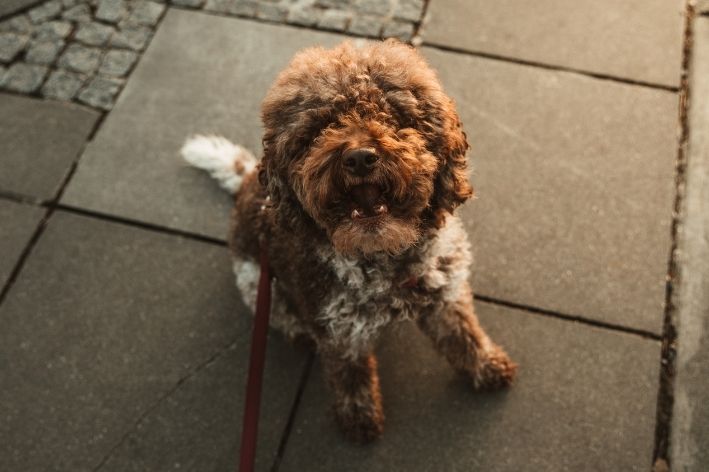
[182,39,516,443]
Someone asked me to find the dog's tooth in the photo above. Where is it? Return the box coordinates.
[352,208,364,219]
[374,204,388,215]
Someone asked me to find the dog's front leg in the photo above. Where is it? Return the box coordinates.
[417,283,517,390]
[320,347,384,443]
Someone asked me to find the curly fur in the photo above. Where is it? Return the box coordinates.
[184,39,516,443]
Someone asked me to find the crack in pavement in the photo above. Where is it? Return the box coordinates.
[91,338,240,472]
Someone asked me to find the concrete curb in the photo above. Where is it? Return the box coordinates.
[671,14,709,472]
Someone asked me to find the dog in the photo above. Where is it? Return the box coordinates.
[182,39,516,443]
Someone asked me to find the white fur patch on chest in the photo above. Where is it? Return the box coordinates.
[317,215,472,358]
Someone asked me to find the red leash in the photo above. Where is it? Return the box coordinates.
[238,242,272,472]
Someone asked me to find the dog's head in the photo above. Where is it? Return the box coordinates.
[260,40,472,256]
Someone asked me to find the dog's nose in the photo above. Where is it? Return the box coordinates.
[343,148,379,177]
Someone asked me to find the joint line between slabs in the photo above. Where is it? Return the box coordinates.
[421,42,679,93]
[412,0,432,39]
[0,114,99,308]
[53,204,228,247]
[270,353,315,472]
[474,294,661,341]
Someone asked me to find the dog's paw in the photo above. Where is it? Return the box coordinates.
[468,346,517,391]
[333,402,384,444]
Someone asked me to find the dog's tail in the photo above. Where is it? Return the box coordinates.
[181,135,257,194]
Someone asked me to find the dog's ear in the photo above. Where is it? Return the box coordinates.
[257,156,282,205]
[259,133,292,207]
[426,98,473,224]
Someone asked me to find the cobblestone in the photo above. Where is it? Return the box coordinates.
[393,0,423,21]
[33,20,73,41]
[0,63,48,92]
[110,26,152,50]
[41,68,85,99]
[287,6,320,27]
[0,33,29,63]
[229,1,259,16]
[62,4,92,22]
[316,0,351,8]
[255,3,287,21]
[318,9,350,30]
[382,19,414,40]
[203,0,230,12]
[202,0,262,16]
[75,22,116,46]
[25,39,65,64]
[357,0,391,16]
[28,1,62,23]
[0,15,34,34]
[58,43,103,73]
[172,0,206,7]
[348,14,383,36]
[78,75,123,110]
[125,1,166,26]
[99,49,138,76]
[95,0,128,23]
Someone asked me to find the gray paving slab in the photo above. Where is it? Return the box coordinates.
[98,334,307,472]
[422,0,684,87]
[63,10,345,239]
[422,47,678,333]
[0,199,43,287]
[279,302,661,472]
[0,211,307,471]
[0,0,42,19]
[671,17,709,472]
[0,93,99,200]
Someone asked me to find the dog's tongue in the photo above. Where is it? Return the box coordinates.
[350,184,382,212]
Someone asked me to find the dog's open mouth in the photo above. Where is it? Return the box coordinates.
[349,183,388,221]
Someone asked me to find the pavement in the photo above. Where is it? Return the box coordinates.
[0,1,705,471]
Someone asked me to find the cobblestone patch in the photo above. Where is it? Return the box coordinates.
[195,0,424,40]
[0,0,426,110]
[0,0,167,110]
